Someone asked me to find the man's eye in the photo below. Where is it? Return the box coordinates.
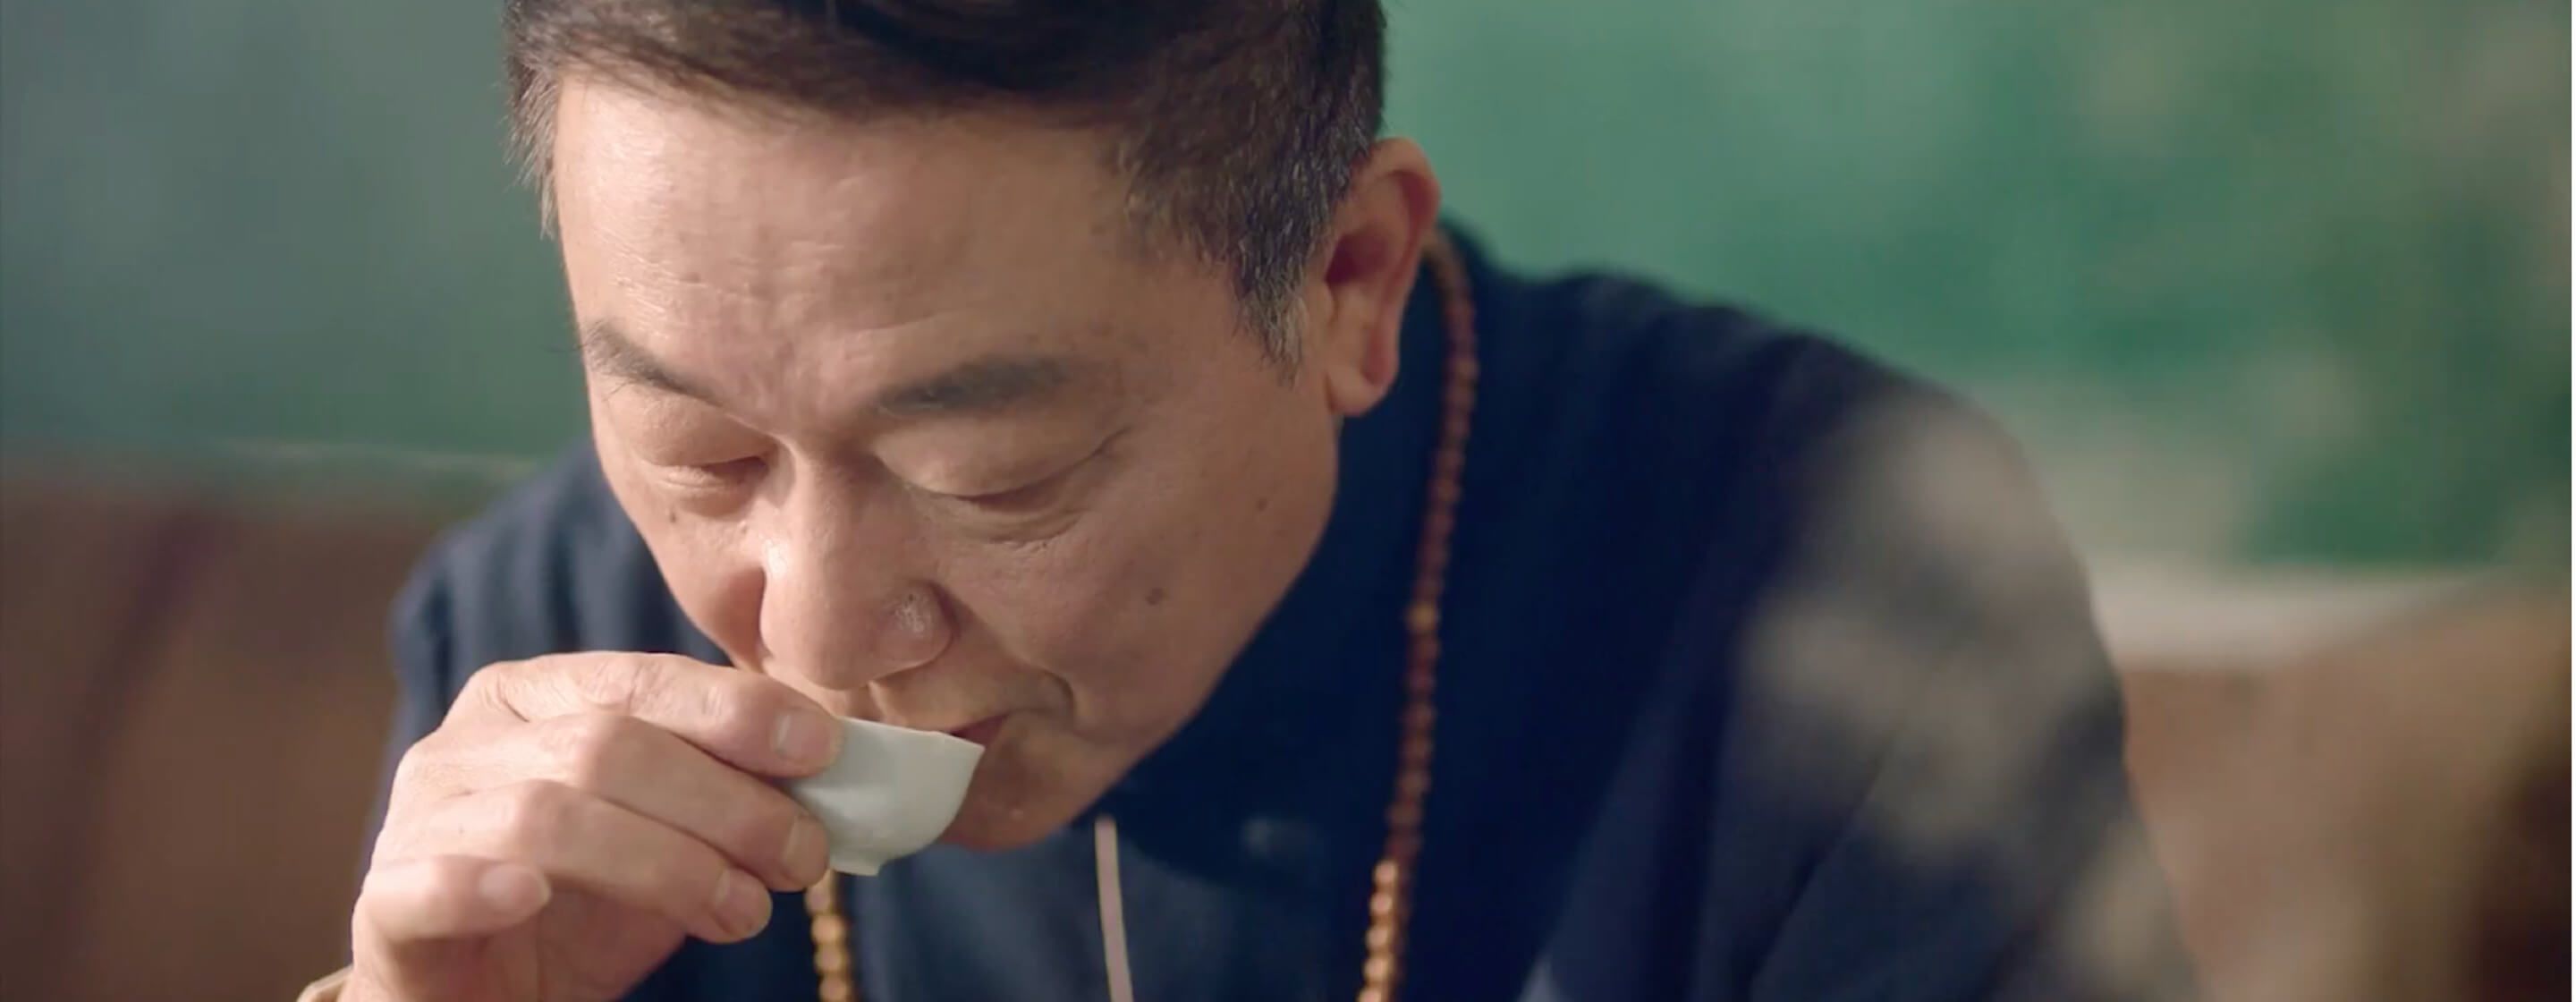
[661,455,767,491]
[928,469,1071,514]
[907,429,1123,524]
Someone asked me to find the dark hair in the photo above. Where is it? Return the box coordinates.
[503,0,1387,362]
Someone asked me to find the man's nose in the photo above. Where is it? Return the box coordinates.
[755,485,951,691]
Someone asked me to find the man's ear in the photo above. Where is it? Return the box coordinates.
[1303,139,1441,417]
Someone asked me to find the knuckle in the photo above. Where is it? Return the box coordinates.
[456,666,496,701]
[721,791,801,869]
[494,779,583,849]
[387,740,437,792]
[546,712,643,788]
[456,660,517,709]
[567,656,645,713]
[699,673,770,747]
[371,786,451,856]
[384,735,467,811]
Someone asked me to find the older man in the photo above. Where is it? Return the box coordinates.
[315,2,2190,1000]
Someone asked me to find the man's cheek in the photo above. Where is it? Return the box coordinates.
[973,531,1169,657]
[945,543,1118,650]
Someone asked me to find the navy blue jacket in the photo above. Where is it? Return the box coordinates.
[382,231,2194,1000]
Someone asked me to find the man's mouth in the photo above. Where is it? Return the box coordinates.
[945,715,1007,747]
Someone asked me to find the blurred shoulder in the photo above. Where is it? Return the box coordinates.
[1451,226,2005,542]
[1449,227,2087,692]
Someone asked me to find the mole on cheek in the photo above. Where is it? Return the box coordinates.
[1145,587,1167,607]
[1254,495,1270,514]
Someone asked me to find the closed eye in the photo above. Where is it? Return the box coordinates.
[661,455,768,492]
[919,429,1123,517]
[928,465,1077,514]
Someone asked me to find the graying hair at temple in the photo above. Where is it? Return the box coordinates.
[499,0,1389,363]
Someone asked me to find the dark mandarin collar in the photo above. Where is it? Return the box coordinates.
[1100,246,1461,824]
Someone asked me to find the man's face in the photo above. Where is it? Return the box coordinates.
[550,81,1346,848]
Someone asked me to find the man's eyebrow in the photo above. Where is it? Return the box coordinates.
[579,318,718,403]
[872,355,1077,419]
[581,318,1078,420]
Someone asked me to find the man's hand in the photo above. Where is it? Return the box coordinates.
[348,653,843,1002]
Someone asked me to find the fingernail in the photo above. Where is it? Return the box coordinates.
[774,710,837,768]
[712,869,772,939]
[784,815,828,883]
[479,863,548,913]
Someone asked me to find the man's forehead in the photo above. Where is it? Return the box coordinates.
[550,81,1196,427]
[555,88,967,287]
[551,79,1121,251]
[552,82,1154,340]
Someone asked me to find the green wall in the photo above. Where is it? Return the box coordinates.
[2,0,2564,565]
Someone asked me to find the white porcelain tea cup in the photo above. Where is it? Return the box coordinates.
[784,718,985,875]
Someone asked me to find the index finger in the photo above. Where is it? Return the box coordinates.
[457,652,843,777]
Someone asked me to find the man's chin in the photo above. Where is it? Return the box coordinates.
[936,780,1093,852]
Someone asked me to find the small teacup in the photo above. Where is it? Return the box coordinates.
[785,718,985,875]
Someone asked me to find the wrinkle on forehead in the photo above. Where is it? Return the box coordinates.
[551,80,1158,422]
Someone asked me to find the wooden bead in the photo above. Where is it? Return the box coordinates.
[1405,602,1439,633]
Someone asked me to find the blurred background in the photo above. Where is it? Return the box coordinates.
[0,1,2564,999]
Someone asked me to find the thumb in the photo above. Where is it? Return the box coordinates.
[352,856,550,998]
[360,856,552,940]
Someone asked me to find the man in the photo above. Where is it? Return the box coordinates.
[315,1,2192,999]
